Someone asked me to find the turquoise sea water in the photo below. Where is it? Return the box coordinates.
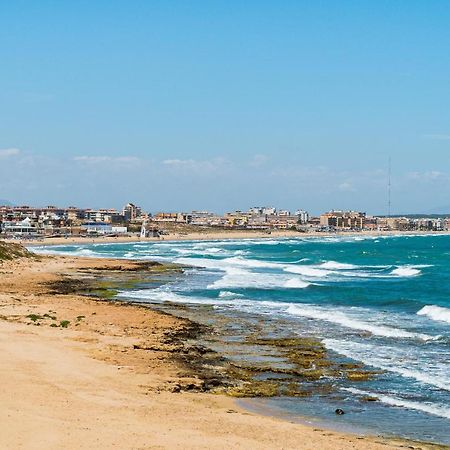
[33,234,450,444]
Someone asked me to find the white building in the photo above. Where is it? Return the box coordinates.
[2,218,40,236]
[295,210,309,224]
[249,207,277,216]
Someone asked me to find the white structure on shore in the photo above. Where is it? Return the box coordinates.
[2,217,39,236]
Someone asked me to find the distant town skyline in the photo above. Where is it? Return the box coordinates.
[2,203,448,238]
[1,2,450,214]
[0,197,449,219]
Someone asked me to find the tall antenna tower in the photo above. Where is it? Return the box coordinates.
[388,157,391,218]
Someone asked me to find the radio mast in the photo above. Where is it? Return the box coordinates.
[388,157,391,218]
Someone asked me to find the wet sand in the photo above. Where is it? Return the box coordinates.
[0,252,442,449]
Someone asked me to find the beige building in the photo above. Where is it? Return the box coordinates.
[320,211,366,229]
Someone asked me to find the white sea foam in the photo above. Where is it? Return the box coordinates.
[119,288,219,305]
[66,248,100,257]
[30,246,80,256]
[391,266,421,277]
[284,266,331,277]
[218,291,244,299]
[156,252,428,288]
[217,299,285,315]
[175,256,313,290]
[174,256,271,271]
[287,305,435,341]
[118,287,281,313]
[284,278,311,289]
[174,248,196,255]
[207,267,311,290]
[319,261,358,270]
[206,238,282,247]
[181,254,327,277]
[417,305,450,324]
[174,257,228,269]
[343,387,450,420]
[178,255,380,281]
[28,247,59,256]
[323,339,450,391]
[223,256,281,269]
[206,247,225,253]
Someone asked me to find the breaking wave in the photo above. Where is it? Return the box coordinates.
[391,266,421,277]
[207,267,311,290]
[287,305,436,341]
[343,387,450,420]
[417,305,450,324]
[323,339,450,391]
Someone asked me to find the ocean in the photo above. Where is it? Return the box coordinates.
[33,234,450,444]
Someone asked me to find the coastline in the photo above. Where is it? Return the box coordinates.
[13,228,450,247]
[0,252,446,449]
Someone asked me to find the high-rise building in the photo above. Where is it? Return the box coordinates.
[122,203,142,221]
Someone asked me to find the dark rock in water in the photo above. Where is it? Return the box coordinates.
[335,408,345,415]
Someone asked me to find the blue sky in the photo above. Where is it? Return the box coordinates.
[1,1,450,214]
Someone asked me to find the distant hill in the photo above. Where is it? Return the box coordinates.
[380,213,450,219]
[0,199,12,206]
[403,213,450,219]
[426,205,450,215]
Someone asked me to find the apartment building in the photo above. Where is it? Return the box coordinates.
[295,210,309,224]
[122,203,142,221]
[320,211,366,229]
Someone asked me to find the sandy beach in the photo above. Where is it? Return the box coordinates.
[0,247,443,449]
[14,228,450,247]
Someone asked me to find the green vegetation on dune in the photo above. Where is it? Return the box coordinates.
[0,241,33,260]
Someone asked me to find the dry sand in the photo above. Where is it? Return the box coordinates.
[0,254,440,449]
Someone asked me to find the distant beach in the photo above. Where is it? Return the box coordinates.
[17,228,450,247]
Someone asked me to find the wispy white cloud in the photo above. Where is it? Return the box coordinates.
[422,134,450,141]
[1,149,448,214]
[73,155,141,164]
[338,181,355,192]
[0,148,21,158]
[162,157,228,173]
[407,170,449,181]
[270,165,331,179]
[249,154,269,167]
